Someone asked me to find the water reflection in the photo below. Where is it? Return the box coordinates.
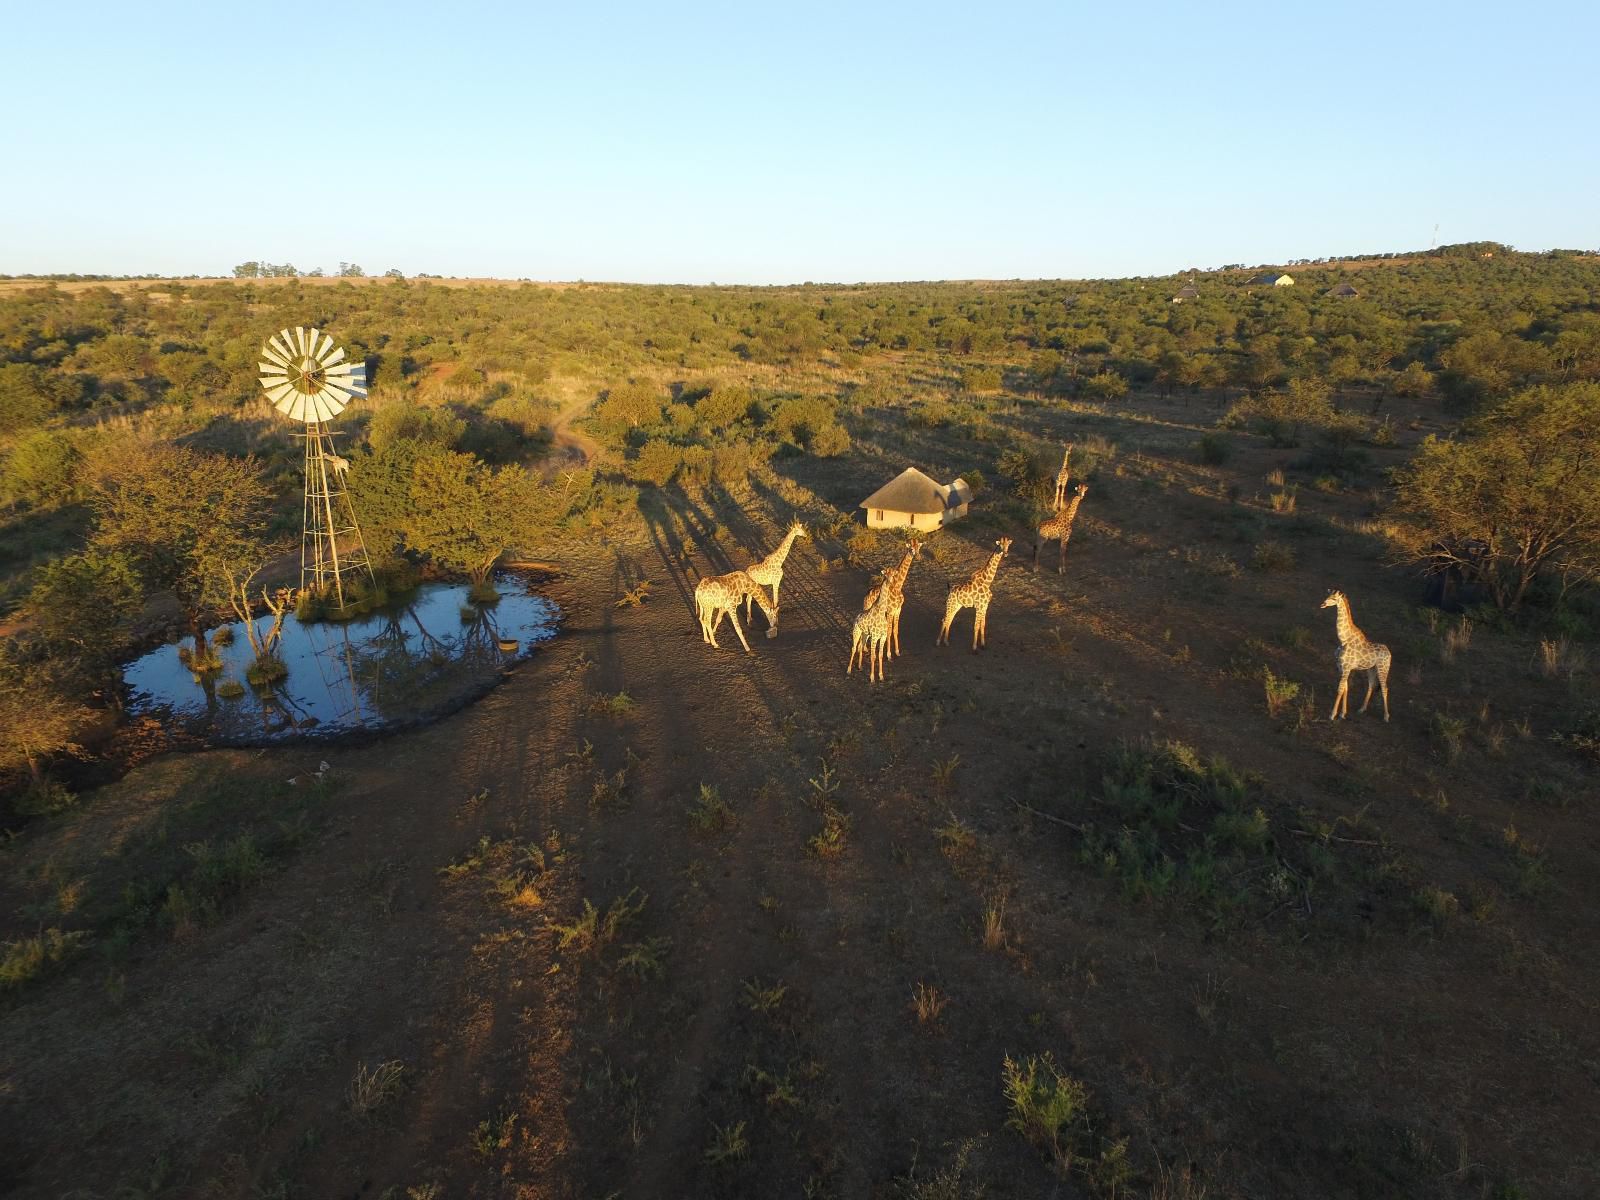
[123,575,559,744]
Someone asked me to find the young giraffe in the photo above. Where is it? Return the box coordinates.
[847,588,892,682]
[1321,589,1392,721]
[1034,482,1089,574]
[937,537,1012,651]
[695,569,779,653]
[1052,442,1074,511]
[743,520,808,622]
[862,536,923,658]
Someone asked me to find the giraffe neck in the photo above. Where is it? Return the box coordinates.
[888,548,916,593]
[770,526,801,566]
[978,550,1004,590]
[1334,597,1363,646]
[1062,493,1085,523]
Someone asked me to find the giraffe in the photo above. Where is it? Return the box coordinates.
[1034,482,1089,574]
[937,537,1012,651]
[695,569,779,653]
[744,520,808,621]
[1052,442,1074,511]
[848,587,892,682]
[862,536,923,657]
[1321,589,1392,721]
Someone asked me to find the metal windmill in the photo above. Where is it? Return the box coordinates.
[258,327,373,607]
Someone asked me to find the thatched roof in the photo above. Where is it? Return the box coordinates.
[1173,284,1199,300]
[1327,282,1359,297]
[860,467,965,514]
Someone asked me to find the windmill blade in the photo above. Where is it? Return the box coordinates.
[313,391,342,422]
[294,327,309,356]
[267,334,295,364]
[259,371,290,389]
[264,381,298,406]
[316,331,335,361]
[281,328,301,357]
[319,384,354,410]
[324,361,362,377]
[260,343,292,370]
[323,345,346,367]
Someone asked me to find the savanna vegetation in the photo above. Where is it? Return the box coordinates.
[2,245,1598,1197]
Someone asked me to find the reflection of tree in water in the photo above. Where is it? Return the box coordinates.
[346,601,490,718]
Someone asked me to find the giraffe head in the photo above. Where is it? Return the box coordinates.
[1321,589,1346,610]
[1074,483,1088,499]
[908,534,924,559]
[996,537,1013,557]
[790,520,809,540]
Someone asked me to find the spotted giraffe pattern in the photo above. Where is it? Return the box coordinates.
[862,536,923,657]
[695,569,778,653]
[1052,442,1074,511]
[1035,482,1088,574]
[743,521,808,620]
[938,537,1012,651]
[848,588,892,682]
[1321,589,1392,721]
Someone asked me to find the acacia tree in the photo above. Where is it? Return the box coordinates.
[406,451,545,591]
[90,443,274,651]
[1395,383,1600,610]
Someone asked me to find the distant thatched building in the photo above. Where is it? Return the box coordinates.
[1253,272,1295,286]
[1171,284,1200,303]
[859,467,972,530]
[1327,282,1360,298]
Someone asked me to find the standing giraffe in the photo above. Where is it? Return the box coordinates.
[862,536,923,657]
[1321,589,1392,721]
[695,569,779,653]
[847,588,892,682]
[937,537,1012,651]
[1034,482,1089,574]
[1052,442,1074,511]
[744,520,808,621]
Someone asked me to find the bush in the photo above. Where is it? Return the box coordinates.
[630,439,682,487]
[963,366,1003,393]
[12,777,76,817]
[366,401,465,455]
[4,430,82,507]
[1198,432,1233,465]
[1252,540,1296,571]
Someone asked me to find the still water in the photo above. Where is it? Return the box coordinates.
[123,576,559,744]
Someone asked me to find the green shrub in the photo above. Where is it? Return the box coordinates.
[4,430,82,507]
[1198,432,1233,465]
[1002,1053,1088,1173]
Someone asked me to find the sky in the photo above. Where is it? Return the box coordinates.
[1,0,1596,284]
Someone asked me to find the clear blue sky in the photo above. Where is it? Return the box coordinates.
[2,1,1595,283]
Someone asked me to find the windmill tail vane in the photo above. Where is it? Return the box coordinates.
[258,326,374,608]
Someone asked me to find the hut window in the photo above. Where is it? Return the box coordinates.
[875,510,884,522]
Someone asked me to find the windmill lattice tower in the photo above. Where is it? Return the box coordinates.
[258,327,374,607]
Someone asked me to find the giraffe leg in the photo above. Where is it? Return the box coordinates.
[1059,536,1067,574]
[848,631,862,674]
[1033,539,1042,572]
[973,601,986,651]
[706,607,723,649]
[1379,661,1391,722]
[728,608,752,654]
[1330,674,1347,720]
[937,603,956,646]
[1360,671,1376,714]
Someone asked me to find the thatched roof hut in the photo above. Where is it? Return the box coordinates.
[859,467,972,530]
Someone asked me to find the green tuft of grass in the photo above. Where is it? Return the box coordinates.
[1002,1052,1088,1175]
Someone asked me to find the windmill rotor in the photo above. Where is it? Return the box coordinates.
[258,325,367,422]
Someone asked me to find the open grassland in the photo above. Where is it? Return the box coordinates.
[2,253,1599,1197]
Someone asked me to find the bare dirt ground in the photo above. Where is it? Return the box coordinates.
[2,389,1597,1198]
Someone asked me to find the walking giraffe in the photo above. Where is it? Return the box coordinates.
[862,535,923,658]
[937,537,1012,651]
[744,520,808,621]
[1034,482,1089,574]
[1052,442,1074,511]
[695,569,779,653]
[847,588,893,682]
[1321,589,1392,721]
